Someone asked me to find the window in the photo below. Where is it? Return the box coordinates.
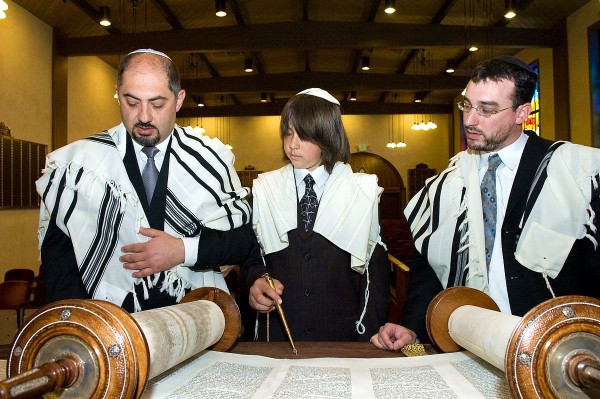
[523,60,540,135]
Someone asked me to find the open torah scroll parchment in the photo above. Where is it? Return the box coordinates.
[142,350,511,399]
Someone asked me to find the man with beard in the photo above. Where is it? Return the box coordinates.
[37,49,259,312]
[371,56,600,351]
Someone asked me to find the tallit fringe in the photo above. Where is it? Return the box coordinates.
[58,162,135,219]
[458,222,471,252]
[355,264,370,335]
[354,235,384,335]
[142,278,150,299]
[456,191,471,253]
[442,154,461,183]
[162,270,192,303]
[585,204,598,249]
[62,163,148,241]
[133,293,142,312]
[129,271,190,312]
[586,174,599,249]
[543,273,557,298]
[457,241,471,253]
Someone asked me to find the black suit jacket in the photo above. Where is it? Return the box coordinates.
[241,227,390,342]
[401,132,600,342]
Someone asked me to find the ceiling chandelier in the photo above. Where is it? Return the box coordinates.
[386,93,406,149]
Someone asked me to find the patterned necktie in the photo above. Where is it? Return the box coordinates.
[299,174,318,231]
[142,146,160,204]
[481,154,502,268]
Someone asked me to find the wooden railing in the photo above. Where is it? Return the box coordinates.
[387,254,410,322]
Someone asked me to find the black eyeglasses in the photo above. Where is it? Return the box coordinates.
[457,101,513,118]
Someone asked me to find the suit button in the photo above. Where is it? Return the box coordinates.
[304,327,312,335]
[304,289,311,297]
[304,252,311,260]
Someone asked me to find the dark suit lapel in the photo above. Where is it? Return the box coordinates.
[505,132,552,217]
[123,134,170,230]
[123,134,150,214]
[148,140,170,229]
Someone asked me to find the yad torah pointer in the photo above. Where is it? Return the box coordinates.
[263,273,298,355]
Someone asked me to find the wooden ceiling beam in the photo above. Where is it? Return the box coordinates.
[181,72,468,94]
[149,0,183,30]
[69,0,121,34]
[57,21,560,56]
[178,101,453,118]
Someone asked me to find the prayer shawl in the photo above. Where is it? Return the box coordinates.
[514,142,599,278]
[252,162,384,272]
[405,141,600,294]
[37,124,250,310]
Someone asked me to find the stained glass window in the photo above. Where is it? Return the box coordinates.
[523,60,540,135]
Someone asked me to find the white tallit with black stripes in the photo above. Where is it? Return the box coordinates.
[36,124,251,309]
[405,141,600,294]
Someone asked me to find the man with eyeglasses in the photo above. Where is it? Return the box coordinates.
[371,55,600,351]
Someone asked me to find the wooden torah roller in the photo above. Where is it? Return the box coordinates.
[426,286,600,398]
[0,287,241,399]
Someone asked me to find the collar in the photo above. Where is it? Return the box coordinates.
[132,131,173,158]
[294,165,329,190]
[479,132,528,172]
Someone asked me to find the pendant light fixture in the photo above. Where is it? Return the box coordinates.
[384,0,396,14]
[98,6,111,26]
[361,56,370,71]
[504,0,516,19]
[215,0,226,17]
[386,93,406,149]
[244,58,253,73]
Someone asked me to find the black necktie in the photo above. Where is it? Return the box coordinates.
[142,146,160,204]
[481,154,502,268]
[299,174,318,231]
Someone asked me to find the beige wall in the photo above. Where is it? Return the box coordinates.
[178,113,452,187]
[0,3,53,274]
[0,4,120,275]
[0,3,52,145]
[567,0,600,146]
[67,56,121,142]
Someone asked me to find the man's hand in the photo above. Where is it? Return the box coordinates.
[249,277,283,313]
[120,228,185,278]
[370,323,417,351]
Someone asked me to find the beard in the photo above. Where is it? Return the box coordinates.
[466,124,512,152]
[131,122,161,147]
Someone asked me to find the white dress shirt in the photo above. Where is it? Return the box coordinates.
[294,165,329,202]
[128,134,199,267]
[479,132,529,314]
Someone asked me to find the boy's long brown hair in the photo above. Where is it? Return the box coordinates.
[280,94,350,173]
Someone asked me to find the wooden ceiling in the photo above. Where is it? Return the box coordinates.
[12,0,590,117]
